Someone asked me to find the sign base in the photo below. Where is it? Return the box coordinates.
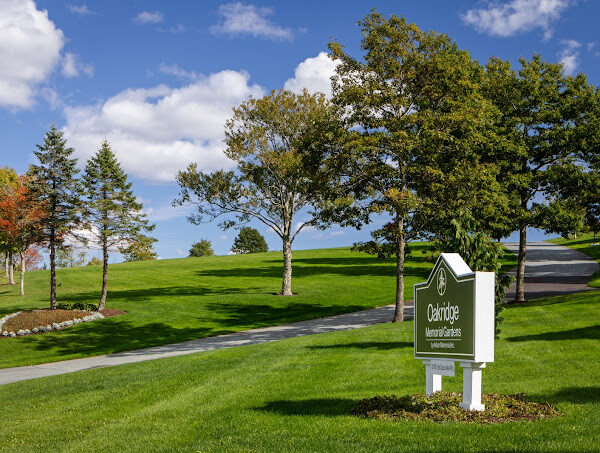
[459,362,486,411]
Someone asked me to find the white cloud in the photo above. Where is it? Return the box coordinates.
[0,0,64,108]
[211,3,292,40]
[219,234,228,240]
[133,11,164,25]
[63,70,264,182]
[559,39,581,75]
[68,4,94,16]
[62,52,94,78]
[159,24,186,34]
[329,230,345,237]
[461,0,571,39]
[175,248,186,257]
[158,63,198,80]
[284,52,338,97]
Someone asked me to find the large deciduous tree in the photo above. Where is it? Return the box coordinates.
[0,166,19,283]
[328,12,502,321]
[483,56,597,302]
[82,140,154,310]
[174,89,341,296]
[28,125,81,309]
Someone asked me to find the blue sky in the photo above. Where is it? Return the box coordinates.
[1,0,598,259]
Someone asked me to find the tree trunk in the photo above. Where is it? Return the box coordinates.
[393,216,405,322]
[50,230,57,309]
[99,236,108,310]
[19,251,25,296]
[8,252,14,285]
[280,237,293,296]
[515,224,527,302]
[4,253,8,278]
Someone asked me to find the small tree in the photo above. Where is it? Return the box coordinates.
[0,166,19,282]
[189,239,214,257]
[87,257,103,266]
[28,125,81,309]
[119,235,158,262]
[231,227,268,254]
[82,141,154,310]
[175,89,342,296]
[56,247,87,268]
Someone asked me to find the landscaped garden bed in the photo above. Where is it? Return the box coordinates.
[351,392,560,423]
[0,308,125,338]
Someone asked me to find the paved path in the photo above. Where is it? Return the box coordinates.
[504,241,599,300]
[0,304,413,386]
[2,241,597,386]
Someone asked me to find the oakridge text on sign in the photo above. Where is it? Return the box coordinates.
[427,302,460,325]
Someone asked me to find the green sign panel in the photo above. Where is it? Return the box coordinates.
[414,256,475,360]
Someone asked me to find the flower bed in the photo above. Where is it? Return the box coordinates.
[0,308,125,338]
[351,392,560,423]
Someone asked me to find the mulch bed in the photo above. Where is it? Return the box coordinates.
[2,308,125,332]
[351,392,560,424]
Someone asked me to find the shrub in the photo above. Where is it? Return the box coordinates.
[231,227,268,254]
[189,239,214,257]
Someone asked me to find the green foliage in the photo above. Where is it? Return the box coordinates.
[55,248,87,268]
[231,227,268,254]
[56,301,97,311]
[189,239,214,257]
[119,235,158,262]
[82,141,154,254]
[351,392,560,423]
[432,212,514,337]
[87,257,103,266]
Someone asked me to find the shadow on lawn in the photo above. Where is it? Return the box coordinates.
[507,325,600,342]
[546,386,600,404]
[257,398,357,416]
[309,341,412,350]
[199,302,368,328]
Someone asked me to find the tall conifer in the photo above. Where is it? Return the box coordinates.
[82,141,154,309]
[28,125,80,309]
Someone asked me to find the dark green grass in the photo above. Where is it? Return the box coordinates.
[0,290,597,452]
[550,233,600,286]
[0,245,517,369]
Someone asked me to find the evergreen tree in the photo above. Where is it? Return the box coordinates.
[28,125,81,309]
[231,227,268,254]
[82,141,154,310]
[189,239,214,257]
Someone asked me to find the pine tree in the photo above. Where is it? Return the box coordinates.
[28,125,81,309]
[82,140,154,310]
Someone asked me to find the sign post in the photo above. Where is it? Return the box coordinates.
[414,253,494,411]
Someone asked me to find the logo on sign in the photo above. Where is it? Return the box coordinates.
[437,268,447,296]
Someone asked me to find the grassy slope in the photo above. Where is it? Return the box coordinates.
[0,290,598,452]
[0,245,517,369]
[550,233,600,286]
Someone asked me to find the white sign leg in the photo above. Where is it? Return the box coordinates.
[459,362,486,411]
[423,360,442,395]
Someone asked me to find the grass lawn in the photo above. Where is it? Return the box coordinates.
[550,233,600,286]
[0,290,597,451]
[0,245,517,369]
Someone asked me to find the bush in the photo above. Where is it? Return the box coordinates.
[231,227,268,254]
[189,239,214,257]
[87,257,103,266]
[56,302,98,311]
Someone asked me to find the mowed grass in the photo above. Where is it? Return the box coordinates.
[0,244,517,369]
[0,290,597,452]
[551,233,600,286]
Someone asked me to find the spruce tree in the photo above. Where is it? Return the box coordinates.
[28,125,80,309]
[82,141,154,310]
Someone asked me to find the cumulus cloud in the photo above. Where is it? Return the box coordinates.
[62,52,94,78]
[559,39,581,75]
[68,4,95,16]
[133,11,164,25]
[211,3,292,40]
[0,0,65,108]
[461,0,571,39]
[63,70,264,182]
[284,52,338,97]
[158,63,198,80]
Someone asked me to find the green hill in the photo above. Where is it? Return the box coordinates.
[0,244,516,369]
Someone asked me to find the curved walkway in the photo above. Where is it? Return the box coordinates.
[1,241,597,386]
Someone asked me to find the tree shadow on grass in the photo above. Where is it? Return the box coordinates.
[545,386,600,404]
[28,318,229,357]
[198,302,368,329]
[257,398,357,417]
[308,341,412,350]
[506,325,600,342]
